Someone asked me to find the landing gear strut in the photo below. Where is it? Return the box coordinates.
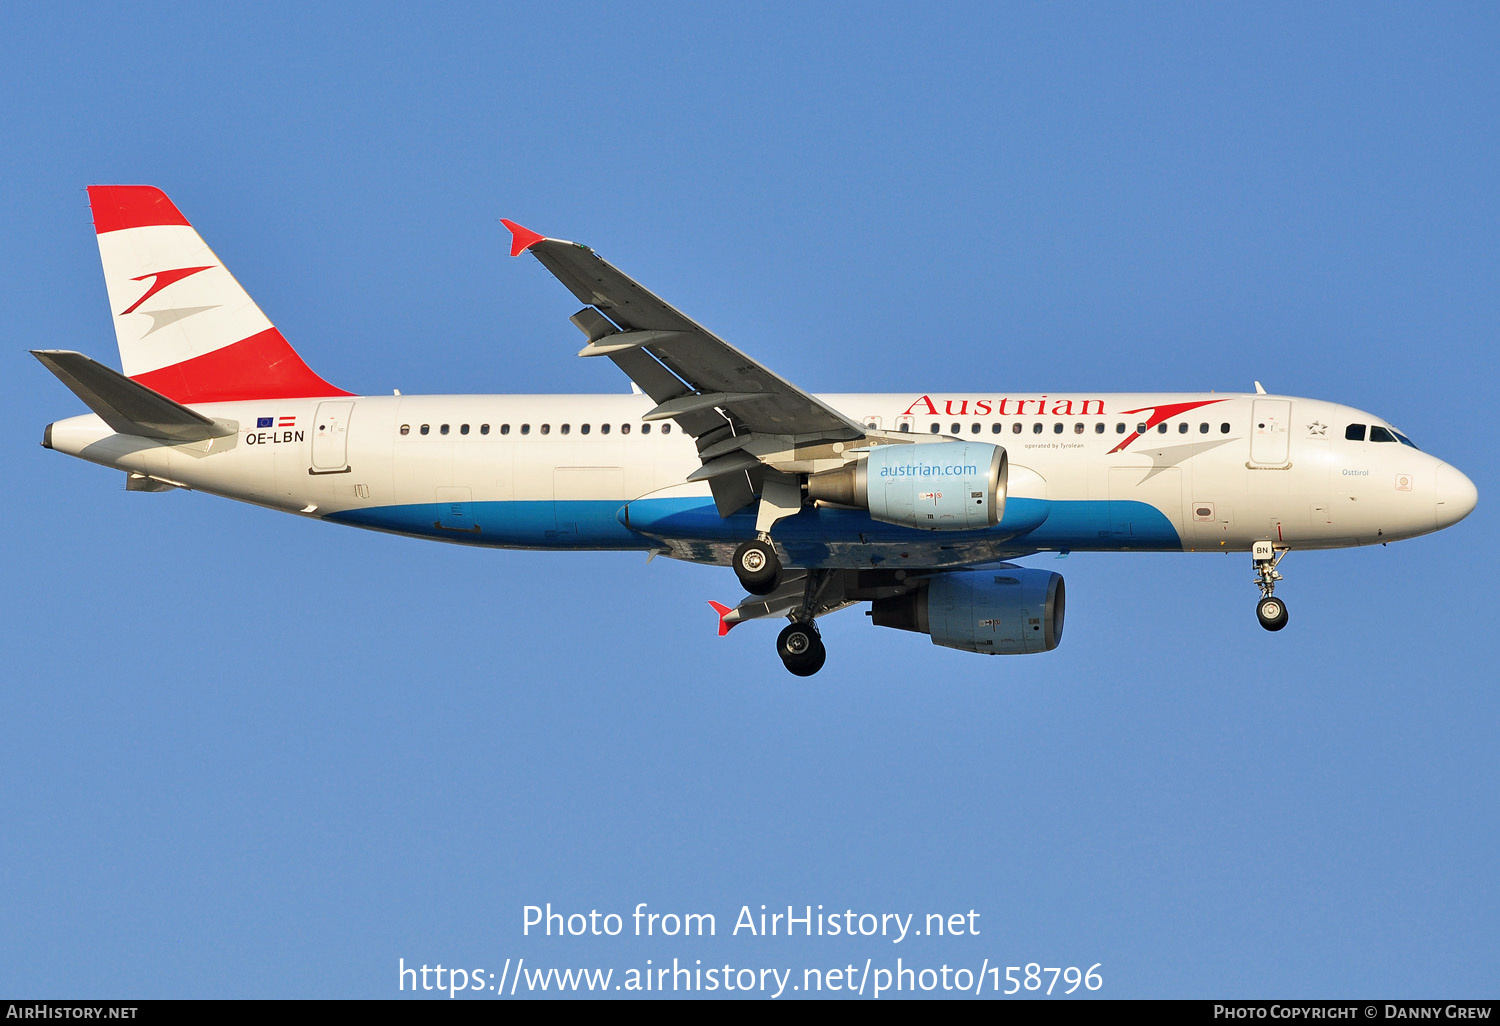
[777,621,826,676]
[1252,541,1289,632]
[733,538,780,595]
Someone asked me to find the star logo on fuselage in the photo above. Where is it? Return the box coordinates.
[1307,421,1327,436]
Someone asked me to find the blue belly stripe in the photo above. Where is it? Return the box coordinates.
[325,496,1180,556]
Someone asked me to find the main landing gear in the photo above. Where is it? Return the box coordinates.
[1252,541,1289,632]
[777,621,826,677]
[733,538,781,595]
[728,542,831,675]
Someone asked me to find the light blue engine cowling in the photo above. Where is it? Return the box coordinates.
[869,567,1065,654]
[807,440,1007,530]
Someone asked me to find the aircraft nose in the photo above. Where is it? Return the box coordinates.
[1435,463,1478,528]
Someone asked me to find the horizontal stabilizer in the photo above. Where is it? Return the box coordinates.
[32,350,234,441]
[126,472,180,492]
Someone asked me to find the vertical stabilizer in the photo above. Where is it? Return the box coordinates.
[88,185,352,404]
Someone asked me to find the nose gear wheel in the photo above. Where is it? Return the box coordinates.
[1251,543,1289,632]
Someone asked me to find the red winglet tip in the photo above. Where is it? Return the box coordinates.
[500,218,545,257]
[707,601,736,637]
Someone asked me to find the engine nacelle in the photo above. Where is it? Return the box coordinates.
[807,441,1007,531]
[869,568,1065,654]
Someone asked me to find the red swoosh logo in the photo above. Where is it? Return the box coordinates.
[119,265,213,315]
[1109,398,1230,453]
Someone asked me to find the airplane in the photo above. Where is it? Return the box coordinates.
[35,186,1478,676]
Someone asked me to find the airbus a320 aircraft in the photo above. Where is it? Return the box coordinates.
[37,187,1478,675]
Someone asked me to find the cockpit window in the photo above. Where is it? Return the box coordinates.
[1393,431,1419,450]
[1345,424,1366,441]
[1369,426,1396,443]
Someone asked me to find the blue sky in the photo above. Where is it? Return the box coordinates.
[3,2,1496,999]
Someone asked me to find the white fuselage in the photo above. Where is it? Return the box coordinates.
[44,390,1475,568]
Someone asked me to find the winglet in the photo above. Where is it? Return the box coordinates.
[500,219,545,257]
[707,601,737,637]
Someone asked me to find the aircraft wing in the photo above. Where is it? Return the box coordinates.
[504,222,864,439]
[504,221,871,515]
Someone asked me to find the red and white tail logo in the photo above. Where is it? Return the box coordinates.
[88,186,351,404]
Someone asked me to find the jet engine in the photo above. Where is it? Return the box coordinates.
[806,441,1006,531]
[869,568,1065,654]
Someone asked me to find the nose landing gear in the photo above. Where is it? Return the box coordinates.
[1252,541,1289,632]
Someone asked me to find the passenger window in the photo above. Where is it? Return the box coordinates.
[621,423,631,434]
[1053,423,1064,434]
[1178,422,1188,434]
[950,422,961,433]
[420,424,430,435]
[642,423,652,435]
[1199,422,1209,434]
[991,423,1002,434]
[520,424,530,435]
[1369,426,1395,443]
[1345,424,1366,441]
[930,423,941,434]
[440,424,450,435]
[661,424,671,435]
[1074,423,1084,434]
[898,422,910,432]
[480,424,489,435]
[501,424,510,435]
[399,424,410,436]
[1157,423,1168,434]
[540,424,550,435]
[600,423,610,435]
[1094,423,1105,434]
[1116,423,1126,434]
[460,424,470,435]
[580,423,590,435]
[1033,423,1043,435]
[1220,423,1230,433]
[1012,423,1022,434]
[1137,422,1148,435]
[560,424,570,435]
[971,423,981,435]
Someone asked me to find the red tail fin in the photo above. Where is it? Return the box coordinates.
[89,186,352,404]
